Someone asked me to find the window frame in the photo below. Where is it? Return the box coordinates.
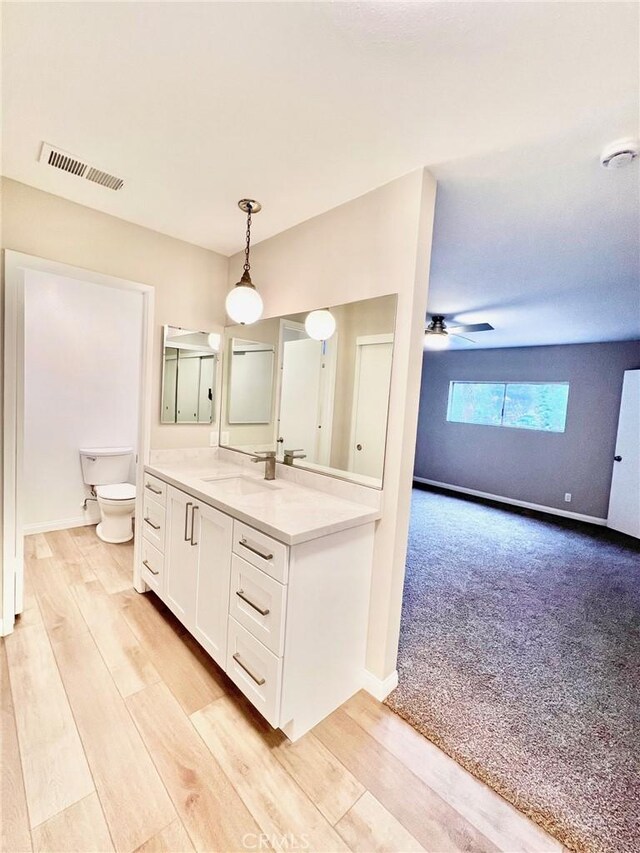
[446,380,570,433]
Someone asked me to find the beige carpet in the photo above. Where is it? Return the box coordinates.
[386,487,640,853]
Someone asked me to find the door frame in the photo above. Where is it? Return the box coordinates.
[348,333,394,473]
[2,250,155,635]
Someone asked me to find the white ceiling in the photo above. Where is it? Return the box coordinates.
[2,1,639,347]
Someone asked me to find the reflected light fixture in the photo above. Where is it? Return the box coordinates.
[207,332,221,351]
[424,315,450,350]
[305,308,336,341]
[225,199,264,325]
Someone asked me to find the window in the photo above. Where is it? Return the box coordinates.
[447,382,569,432]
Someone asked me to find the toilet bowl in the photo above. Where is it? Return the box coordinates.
[95,482,136,544]
[79,447,136,544]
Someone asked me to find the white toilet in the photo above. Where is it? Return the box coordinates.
[79,447,137,543]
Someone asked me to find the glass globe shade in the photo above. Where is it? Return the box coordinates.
[424,332,450,350]
[225,285,263,325]
[305,309,336,341]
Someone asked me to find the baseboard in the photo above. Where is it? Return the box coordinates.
[414,478,607,526]
[23,516,98,535]
[362,668,398,701]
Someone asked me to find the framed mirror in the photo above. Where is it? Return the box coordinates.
[161,325,221,424]
[220,294,397,487]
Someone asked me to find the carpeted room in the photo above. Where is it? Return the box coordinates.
[387,340,640,853]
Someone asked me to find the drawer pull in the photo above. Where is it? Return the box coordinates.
[184,502,193,541]
[190,506,199,547]
[142,559,159,576]
[144,517,161,530]
[232,652,266,686]
[145,483,162,495]
[239,537,273,561]
[236,589,270,616]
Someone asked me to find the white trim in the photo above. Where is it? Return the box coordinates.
[2,250,155,635]
[23,517,100,536]
[414,478,607,526]
[362,668,398,701]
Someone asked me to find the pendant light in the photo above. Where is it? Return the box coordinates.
[305,308,336,341]
[225,199,264,325]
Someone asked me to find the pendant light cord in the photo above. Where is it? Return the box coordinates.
[243,204,253,274]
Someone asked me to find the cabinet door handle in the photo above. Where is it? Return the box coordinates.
[236,589,270,616]
[190,506,199,547]
[144,517,160,530]
[142,559,159,576]
[239,537,273,561]
[184,502,193,541]
[145,483,162,495]
[232,652,266,686]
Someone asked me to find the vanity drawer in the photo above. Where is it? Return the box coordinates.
[142,494,166,550]
[229,554,287,656]
[140,538,163,593]
[232,521,288,583]
[226,617,282,727]
[143,473,166,506]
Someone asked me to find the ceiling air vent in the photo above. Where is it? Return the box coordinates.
[38,143,124,191]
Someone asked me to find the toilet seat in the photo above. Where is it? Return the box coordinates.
[96,483,136,501]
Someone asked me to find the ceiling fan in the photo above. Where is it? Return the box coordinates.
[424,315,494,349]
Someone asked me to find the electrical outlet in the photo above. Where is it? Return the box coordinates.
[564,493,572,503]
[209,430,219,447]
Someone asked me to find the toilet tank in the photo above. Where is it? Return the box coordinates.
[79,447,134,486]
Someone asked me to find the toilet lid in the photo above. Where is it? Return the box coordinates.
[96,483,136,500]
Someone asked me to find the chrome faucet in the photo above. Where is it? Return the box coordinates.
[251,450,277,480]
[284,448,306,466]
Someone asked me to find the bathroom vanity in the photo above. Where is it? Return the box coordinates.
[138,455,380,740]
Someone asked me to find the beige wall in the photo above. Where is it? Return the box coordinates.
[1,179,229,449]
[228,169,437,680]
[1,178,229,624]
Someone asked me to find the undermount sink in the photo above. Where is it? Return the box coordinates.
[200,475,280,496]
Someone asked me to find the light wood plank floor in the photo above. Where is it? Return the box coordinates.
[1,528,565,853]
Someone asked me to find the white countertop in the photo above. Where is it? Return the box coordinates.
[145,458,381,545]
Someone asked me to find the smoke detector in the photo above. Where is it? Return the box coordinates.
[600,138,639,169]
[38,142,124,190]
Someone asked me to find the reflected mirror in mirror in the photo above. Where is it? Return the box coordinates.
[228,338,276,424]
[161,325,220,424]
[220,294,397,488]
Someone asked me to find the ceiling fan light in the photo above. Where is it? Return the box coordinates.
[424,332,450,350]
[305,309,336,341]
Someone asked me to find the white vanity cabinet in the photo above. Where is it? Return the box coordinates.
[165,486,232,669]
[139,474,375,741]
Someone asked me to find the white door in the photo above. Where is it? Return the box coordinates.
[165,486,199,627]
[279,338,323,461]
[608,369,640,537]
[198,355,214,423]
[176,355,200,423]
[193,502,233,668]
[350,338,393,480]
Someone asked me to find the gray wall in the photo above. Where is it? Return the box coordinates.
[414,341,640,519]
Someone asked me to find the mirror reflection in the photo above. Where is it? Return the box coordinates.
[220,294,397,487]
[161,325,220,424]
[228,338,276,424]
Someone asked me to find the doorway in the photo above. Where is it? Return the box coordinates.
[2,251,154,635]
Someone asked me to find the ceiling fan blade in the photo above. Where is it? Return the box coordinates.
[448,322,494,333]
[450,332,477,344]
